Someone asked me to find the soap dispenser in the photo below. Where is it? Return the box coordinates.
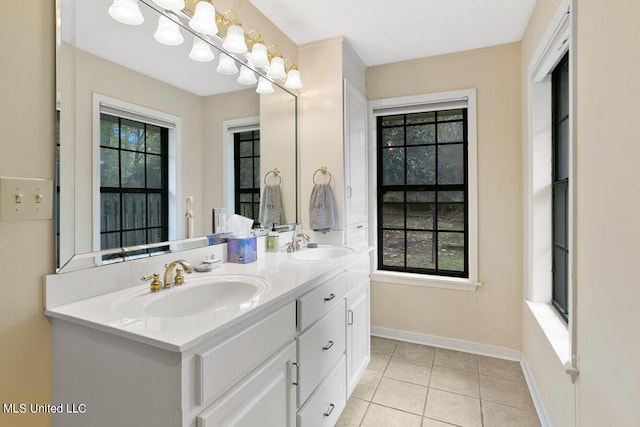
[267,223,280,252]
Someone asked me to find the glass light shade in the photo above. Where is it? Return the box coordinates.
[268,56,286,80]
[189,37,214,62]
[151,0,185,12]
[256,77,274,95]
[237,67,257,85]
[108,0,144,25]
[216,54,239,75]
[189,1,218,36]
[222,24,248,53]
[284,69,303,89]
[250,42,269,67]
[154,16,183,46]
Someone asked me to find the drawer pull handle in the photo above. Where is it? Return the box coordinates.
[324,293,336,302]
[323,403,335,417]
[322,341,334,351]
[291,362,299,386]
[348,309,354,326]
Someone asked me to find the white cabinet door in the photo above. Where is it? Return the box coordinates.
[197,342,297,427]
[346,282,370,396]
[343,79,368,226]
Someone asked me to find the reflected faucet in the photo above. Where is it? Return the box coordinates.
[163,259,193,288]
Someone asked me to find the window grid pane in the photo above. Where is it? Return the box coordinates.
[377,108,468,277]
[234,130,261,224]
[99,114,169,254]
[551,52,570,321]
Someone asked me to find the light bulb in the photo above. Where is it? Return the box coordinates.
[250,42,269,68]
[268,56,286,80]
[237,67,257,85]
[154,16,183,46]
[256,77,274,94]
[108,0,144,25]
[284,69,303,89]
[217,54,239,75]
[189,37,214,62]
[222,24,248,54]
[189,1,218,36]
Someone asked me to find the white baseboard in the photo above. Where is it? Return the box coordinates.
[371,326,552,427]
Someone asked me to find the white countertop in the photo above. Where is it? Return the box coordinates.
[45,248,368,352]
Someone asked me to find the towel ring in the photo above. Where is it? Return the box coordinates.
[264,168,282,185]
[313,166,332,184]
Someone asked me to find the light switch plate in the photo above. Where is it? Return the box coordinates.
[0,177,54,221]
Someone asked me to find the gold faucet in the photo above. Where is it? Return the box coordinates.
[163,259,193,288]
[287,233,310,252]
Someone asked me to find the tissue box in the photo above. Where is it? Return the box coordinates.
[227,237,257,264]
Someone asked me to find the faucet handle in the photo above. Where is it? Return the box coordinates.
[174,267,185,286]
[141,273,162,293]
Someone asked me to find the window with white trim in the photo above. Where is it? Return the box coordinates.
[370,90,479,289]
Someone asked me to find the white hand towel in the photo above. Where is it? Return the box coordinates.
[259,184,286,227]
[309,183,336,232]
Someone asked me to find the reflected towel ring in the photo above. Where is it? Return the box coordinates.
[313,166,332,184]
[264,168,282,185]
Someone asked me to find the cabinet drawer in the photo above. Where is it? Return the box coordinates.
[196,303,296,405]
[297,301,345,405]
[346,255,370,294]
[297,272,346,331]
[197,342,296,427]
[297,356,346,427]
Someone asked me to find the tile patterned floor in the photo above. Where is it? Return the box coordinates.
[336,337,541,427]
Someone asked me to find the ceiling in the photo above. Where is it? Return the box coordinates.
[247,0,538,66]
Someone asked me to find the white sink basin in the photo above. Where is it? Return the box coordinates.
[289,245,355,262]
[113,275,269,319]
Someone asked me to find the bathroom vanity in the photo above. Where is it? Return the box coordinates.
[46,245,370,427]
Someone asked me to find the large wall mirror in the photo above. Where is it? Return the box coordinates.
[57,0,298,272]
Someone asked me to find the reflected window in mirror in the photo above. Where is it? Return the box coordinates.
[99,113,169,253]
[234,129,261,223]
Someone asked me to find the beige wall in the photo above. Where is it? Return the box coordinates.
[519,0,578,425]
[575,0,640,424]
[298,37,345,231]
[0,1,54,426]
[367,43,524,350]
[521,0,640,425]
[202,89,260,224]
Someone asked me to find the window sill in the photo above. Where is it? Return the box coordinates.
[525,300,571,366]
[370,270,481,292]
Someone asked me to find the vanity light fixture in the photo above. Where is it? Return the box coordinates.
[189,36,214,61]
[154,15,184,46]
[237,66,258,85]
[256,77,274,94]
[266,45,287,80]
[108,0,144,25]
[217,53,239,75]
[284,58,303,89]
[188,1,218,36]
[107,0,302,94]
[221,10,248,54]
[151,0,185,12]
[246,30,269,68]
[269,56,287,80]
